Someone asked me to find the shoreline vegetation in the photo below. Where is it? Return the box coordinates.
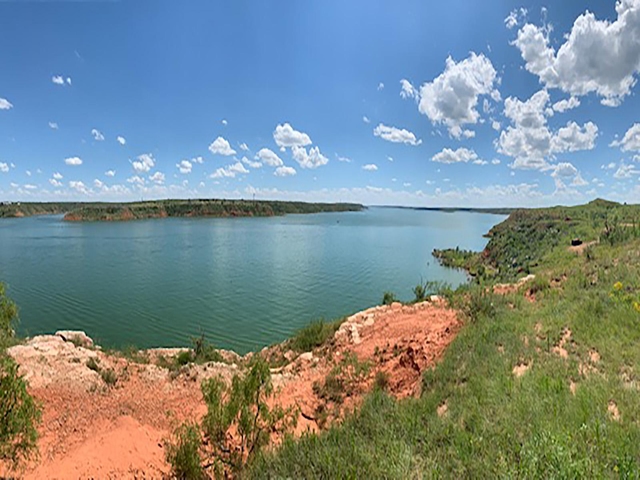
[3,197,640,477]
[0,199,365,221]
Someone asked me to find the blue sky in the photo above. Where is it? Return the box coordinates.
[1,0,640,207]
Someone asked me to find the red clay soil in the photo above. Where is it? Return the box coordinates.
[6,300,460,479]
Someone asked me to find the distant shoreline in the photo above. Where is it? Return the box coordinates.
[0,199,365,222]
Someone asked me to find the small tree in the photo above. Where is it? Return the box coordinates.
[164,422,205,480]
[200,357,296,475]
[0,283,40,470]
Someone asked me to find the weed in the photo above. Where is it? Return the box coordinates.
[289,318,343,353]
[86,357,100,372]
[382,291,398,305]
[164,422,205,480]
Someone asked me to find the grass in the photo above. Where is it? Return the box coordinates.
[247,199,640,478]
[288,318,345,353]
[85,357,118,386]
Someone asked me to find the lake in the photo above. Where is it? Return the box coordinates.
[0,207,505,353]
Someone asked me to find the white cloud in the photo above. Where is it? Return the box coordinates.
[362,164,378,171]
[105,170,116,177]
[117,136,126,145]
[25,170,31,176]
[49,178,63,187]
[550,162,588,186]
[23,184,37,190]
[52,76,65,85]
[274,166,296,177]
[363,116,371,124]
[239,143,249,151]
[210,162,249,179]
[473,159,488,165]
[52,172,63,180]
[432,147,481,164]
[400,79,418,100]
[492,120,501,131]
[149,171,165,184]
[614,163,640,179]
[551,121,598,152]
[69,180,87,193]
[505,7,527,29]
[208,136,237,156]
[256,148,283,167]
[127,175,145,186]
[611,123,640,152]
[91,129,105,141]
[0,98,13,110]
[192,156,204,164]
[64,156,83,166]
[373,123,422,145]
[49,122,59,129]
[0,163,8,173]
[377,82,385,90]
[177,160,192,174]
[291,146,329,169]
[417,52,499,138]
[221,119,228,126]
[241,156,262,168]
[512,2,640,106]
[492,159,501,165]
[132,153,155,173]
[273,123,312,150]
[552,97,581,113]
[94,179,104,189]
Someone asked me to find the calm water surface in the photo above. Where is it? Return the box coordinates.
[0,208,505,353]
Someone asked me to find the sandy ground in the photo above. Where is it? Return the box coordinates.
[5,299,460,479]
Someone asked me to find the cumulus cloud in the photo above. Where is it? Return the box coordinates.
[551,121,598,152]
[127,175,145,186]
[377,82,385,90]
[117,136,126,145]
[417,52,499,138]
[241,156,262,168]
[0,162,8,173]
[192,156,204,164]
[52,76,71,86]
[274,166,296,177]
[432,147,481,164]
[65,156,83,166]
[69,180,87,193]
[149,171,165,184]
[53,172,63,180]
[221,119,228,126]
[177,160,192,174]
[498,89,598,169]
[550,162,588,186]
[132,153,155,173]
[210,162,249,179]
[336,154,351,163]
[291,146,329,169]
[239,143,249,151]
[91,129,105,141]
[49,122,58,129]
[614,163,640,179]
[505,7,528,29]
[273,123,312,150]
[208,136,237,156]
[611,123,640,152]
[49,178,63,187]
[400,79,418,100]
[105,170,116,177]
[256,148,283,167]
[362,164,378,171]
[363,116,371,124]
[552,96,581,113]
[0,98,13,110]
[94,179,104,189]
[512,1,640,106]
[373,123,422,145]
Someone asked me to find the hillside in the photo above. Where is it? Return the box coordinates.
[250,199,640,478]
[0,199,365,221]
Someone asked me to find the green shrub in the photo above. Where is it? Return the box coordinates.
[100,368,118,386]
[413,283,427,302]
[289,319,343,353]
[382,291,398,305]
[463,286,499,323]
[201,357,296,474]
[164,422,205,480]
[373,371,389,392]
[86,357,100,372]
[0,283,18,349]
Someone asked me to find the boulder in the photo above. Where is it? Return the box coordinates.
[55,330,94,348]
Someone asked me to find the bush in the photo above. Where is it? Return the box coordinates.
[382,291,398,305]
[201,357,296,474]
[0,284,40,470]
[100,368,118,386]
[164,422,205,480]
[86,357,100,372]
[289,319,342,353]
[464,287,499,323]
[413,283,427,302]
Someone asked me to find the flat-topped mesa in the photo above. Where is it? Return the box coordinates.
[1,199,365,221]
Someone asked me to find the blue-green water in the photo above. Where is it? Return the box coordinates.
[0,208,505,353]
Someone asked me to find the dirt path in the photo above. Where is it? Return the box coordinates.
[6,300,460,479]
